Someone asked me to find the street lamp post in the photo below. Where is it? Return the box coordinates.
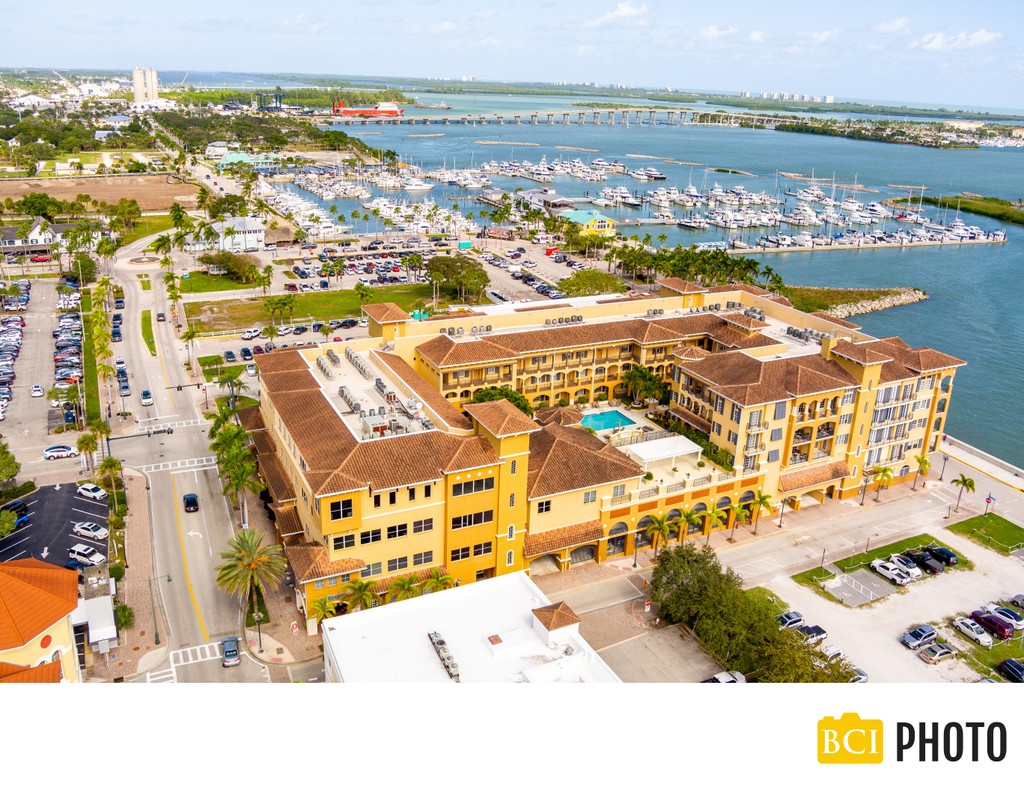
[147,574,172,645]
[778,498,786,527]
[633,541,639,569]
[939,453,950,481]
[860,473,874,507]
[253,610,264,654]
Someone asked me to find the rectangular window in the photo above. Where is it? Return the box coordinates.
[730,403,741,424]
[583,490,596,504]
[327,577,338,586]
[842,391,855,406]
[360,562,382,578]
[359,529,382,545]
[408,487,416,501]
[332,534,355,551]
[506,550,514,567]
[329,499,353,521]
[774,401,787,420]
[612,484,626,498]
[451,546,471,562]
[373,494,381,508]
[713,423,721,436]
[413,518,434,534]
[387,523,408,540]
[728,431,738,445]
[452,477,496,497]
[473,541,493,556]
[314,579,325,590]
[837,434,849,446]
[389,491,397,506]
[511,460,517,475]
[538,500,551,514]
[767,449,780,463]
[424,484,432,498]
[839,413,853,425]
[715,397,725,415]
[770,428,783,442]
[451,510,495,530]
[413,550,433,566]
[387,556,408,573]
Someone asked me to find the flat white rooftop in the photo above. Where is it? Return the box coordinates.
[321,572,621,683]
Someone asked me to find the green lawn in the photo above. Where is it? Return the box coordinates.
[947,514,1024,555]
[140,311,156,356]
[180,272,252,295]
[937,602,1024,680]
[198,355,244,383]
[184,284,435,333]
[137,274,152,291]
[122,214,177,246]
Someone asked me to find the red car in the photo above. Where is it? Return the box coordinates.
[971,610,1015,640]
[30,255,50,263]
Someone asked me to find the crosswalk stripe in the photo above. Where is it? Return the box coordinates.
[146,667,176,684]
[140,456,217,473]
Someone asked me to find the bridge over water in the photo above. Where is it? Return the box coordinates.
[312,109,782,129]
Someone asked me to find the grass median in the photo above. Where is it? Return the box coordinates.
[141,311,156,356]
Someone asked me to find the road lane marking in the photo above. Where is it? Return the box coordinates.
[170,475,210,642]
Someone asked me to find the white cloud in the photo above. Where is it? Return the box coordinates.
[582,2,648,29]
[699,25,737,41]
[913,29,1002,51]
[282,14,330,36]
[874,17,910,35]
[809,29,838,46]
[431,20,457,33]
[747,31,765,43]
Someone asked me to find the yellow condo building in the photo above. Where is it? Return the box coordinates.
[246,282,963,631]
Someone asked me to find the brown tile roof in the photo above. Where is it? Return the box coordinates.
[274,504,304,537]
[253,350,308,374]
[682,352,857,405]
[513,303,572,313]
[672,345,711,361]
[812,312,861,330]
[525,520,606,557]
[0,660,62,683]
[416,334,517,367]
[871,337,966,373]
[670,405,712,434]
[284,542,365,584]
[532,601,583,630]
[236,406,265,431]
[371,350,471,431]
[657,277,707,294]
[528,424,641,498]
[534,406,585,427]
[829,341,893,366]
[463,399,541,437]
[259,452,296,502]
[0,560,79,652]
[259,369,321,395]
[779,461,850,492]
[768,294,793,307]
[362,302,408,323]
[249,429,276,457]
[268,389,356,471]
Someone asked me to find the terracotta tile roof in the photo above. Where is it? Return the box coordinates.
[657,277,707,294]
[371,350,471,431]
[260,369,321,395]
[532,601,583,630]
[829,341,893,366]
[463,399,542,437]
[274,504,304,537]
[362,302,408,323]
[672,345,711,361]
[534,406,585,427]
[416,334,517,367]
[284,542,365,584]
[236,406,265,431]
[253,350,308,374]
[871,337,966,372]
[0,660,62,683]
[812,312,861,330]
[259,452,296,502]
[768,294,793,307]
[269,389,356,471]
[0,560,78,652]
[779,461,850,492]
[528,425,641,498]
[249,429,276,457]
[525,520,606,557]
[670,405,712,433]
[368,565,448,597]
[682,352,857,405]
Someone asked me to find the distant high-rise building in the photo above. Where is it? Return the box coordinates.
[132,67,159,103]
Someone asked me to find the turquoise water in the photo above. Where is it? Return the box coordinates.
[309,119,1024,466]
[581,410,637,431]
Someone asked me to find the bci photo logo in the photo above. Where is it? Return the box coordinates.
[818,713,1008,764]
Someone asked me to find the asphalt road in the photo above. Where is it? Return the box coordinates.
[0,483,109,566]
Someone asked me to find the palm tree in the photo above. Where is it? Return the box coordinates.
[342,578,376,612]
[214,528,286,624]
[90,419,111,460]
[646,513,673,556]
[912,454,931,491]
[749,489,773,535]
[952,473,975,513]
[422,567,455,593]
[671,507,703,544]
[99,455,123,509]
[307,597,337,628]
[76,432,98,472]
[872,465,895,502]
[704,503,727,544]
[728,503,749,541]
[320,323,335,343]
[388,574,422,602]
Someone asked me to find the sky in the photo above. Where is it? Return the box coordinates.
[2,0,1022,109]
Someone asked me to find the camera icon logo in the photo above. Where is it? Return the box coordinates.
[818,713,884,764]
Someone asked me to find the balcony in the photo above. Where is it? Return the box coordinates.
[743,443,765,455]
[747,421,769,433]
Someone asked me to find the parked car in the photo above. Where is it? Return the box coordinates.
[1011,595,1024,610]
[221,636,240,667]
[68,543,106,566]
[997,659,1024,683]
[43,444,78,460]
[983,605,1024,631]
[776,611,804,630]
[901,624,938,650]
[905,549,944,575]
[140,389,154,406]
[819,645,844,663]
[889,554,923,580]
[919,643,957,664]
[72,522,110,541]
[0,500,29,528]
[797,625,827,645]
[701,670,746,683]
[224,350,237,362]
[30,384,44,397]
[925,544,958,566]
[971,610,1015,640]
[183,493,199,512]
[240,347,253,361]
[156,312,167,322]
[76,483,108,501]
[849,668,869,683]
[246,363,258,377]
[954,616,993,647]
[869,559,911,586]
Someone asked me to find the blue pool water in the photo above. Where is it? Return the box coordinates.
[580,410,637,431]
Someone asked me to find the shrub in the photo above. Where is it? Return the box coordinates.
[595,393,608,402]
[643,471,654,481]
[116,604,135,630]
[109,562,125,582]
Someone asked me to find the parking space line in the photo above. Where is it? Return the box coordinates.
[170,475,210,642]
[71,506,108,518]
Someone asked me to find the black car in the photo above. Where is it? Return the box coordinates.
[998,659,1024,683]
[183,493,199,512]
[240,347,253,360]
[905,549,944,575]
[339,318,358,329]
[925,544,958,566]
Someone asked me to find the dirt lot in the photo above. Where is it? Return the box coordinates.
[0,174,199,211]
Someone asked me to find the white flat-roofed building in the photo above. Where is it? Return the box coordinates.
[321,572,621,683]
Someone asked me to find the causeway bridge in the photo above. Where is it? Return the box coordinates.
[312,109,782,128]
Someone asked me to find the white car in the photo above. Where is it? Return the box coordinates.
[953,617,994,648]
[140,389,154,406]
[72,522,109,541]
[76,483,108,501]
[30,385,44,397]
[820,645,844,663]
[68,543,106,566]
[43,445,79,460]
[889,553,923,580]
[277,326,292,336]
[983,604,1024,630]
[869,559,911,586]
[246,363,258,377]
[115,358,127,370]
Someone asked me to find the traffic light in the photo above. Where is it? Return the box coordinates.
[177,385,182,391]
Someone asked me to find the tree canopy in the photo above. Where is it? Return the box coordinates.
[471,386,533,416]
[426,254,489,303]
[557,268,627,297]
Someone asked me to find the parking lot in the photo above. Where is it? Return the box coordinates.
[0,483,110,568]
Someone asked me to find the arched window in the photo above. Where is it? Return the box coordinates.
[936,398,947,414]
[716,495,732,510]
[507,524,515,541]
[689,502,707,534]
[666,508,682,539]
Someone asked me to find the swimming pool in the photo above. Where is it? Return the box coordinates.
[580,409,638,431]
